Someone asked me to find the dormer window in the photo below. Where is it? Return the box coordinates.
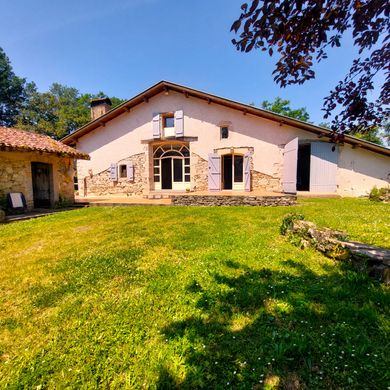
[221,126,229,139]
[163,113,175,137]
[164,114,175,128]
[153,110,184,139]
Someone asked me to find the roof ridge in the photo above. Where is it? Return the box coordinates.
[60,81,389,157]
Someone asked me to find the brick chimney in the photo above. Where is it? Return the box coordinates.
[90,97,112,120]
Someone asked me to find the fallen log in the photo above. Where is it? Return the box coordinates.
[281,214,390,285]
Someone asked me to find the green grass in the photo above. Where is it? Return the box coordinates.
[0,198,389,389]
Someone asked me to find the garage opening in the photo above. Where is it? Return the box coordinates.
[297,144,311,191]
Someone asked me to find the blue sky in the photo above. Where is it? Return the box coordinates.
[2,0,366,124]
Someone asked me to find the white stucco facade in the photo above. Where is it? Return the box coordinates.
[71,89,389,197]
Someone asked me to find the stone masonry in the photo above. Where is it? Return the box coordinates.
[252,170,281,192]
[191,152,208,192]
[171,195,296,206]
[85,153,146,196]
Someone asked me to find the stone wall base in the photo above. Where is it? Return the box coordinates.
[171,195,296,206]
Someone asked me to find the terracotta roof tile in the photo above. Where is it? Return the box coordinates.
[0,127,89,159]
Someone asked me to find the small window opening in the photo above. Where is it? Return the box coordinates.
[221,126,229,139]
[163,114,175,128]
[119,164,127,178]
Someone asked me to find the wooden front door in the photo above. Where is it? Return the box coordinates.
[31,162,52,207]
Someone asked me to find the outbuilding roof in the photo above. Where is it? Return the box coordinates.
[61,80,390,157]
[0,127,89,159]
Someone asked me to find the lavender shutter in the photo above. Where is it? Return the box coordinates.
[110,163,118,181]
[153,113,161,139]
[309,142,338,193]
[127,161,134,181]
[282,138,298,193]
[208,153,221,191]
[244,152,251,192]
[175,110,184,137]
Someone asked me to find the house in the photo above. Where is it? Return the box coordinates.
[62,81,390,198]
[0,127,89,209]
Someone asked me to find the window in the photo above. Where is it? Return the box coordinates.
[153,144,191,184]
[233,155,243,182]
[119,164,127,178]
[221,126,229,139]
[173,159,183,181]
[163,114,175,128]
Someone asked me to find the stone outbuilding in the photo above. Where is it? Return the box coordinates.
[0,127,89,209]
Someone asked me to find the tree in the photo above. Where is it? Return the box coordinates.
[319,121,386,145]
[384,122,390,145]
[16,84,125,139]
[231,0,390,135]
[261,97,310,122]
[0,47,26,127]
[353,128,384,145]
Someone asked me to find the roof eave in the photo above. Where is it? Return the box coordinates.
[62,81,390,157]
[0,145,90,160]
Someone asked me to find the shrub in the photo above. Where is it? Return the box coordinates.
[280,213,305,235]
[368,186,390,202]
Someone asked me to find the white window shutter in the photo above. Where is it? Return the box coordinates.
[127,161,134,181]
[310,142,338,193]
[208,153,221,191]
[282,138,298,193]
[175,110,184,137]
[244,152,251,192]
[153,113,161,138]
[110,163,118,181]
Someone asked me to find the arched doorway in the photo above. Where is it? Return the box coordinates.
[153,144,190,191]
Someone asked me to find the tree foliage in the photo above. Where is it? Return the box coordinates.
[231,0,390,134]
[353,128,384,145]
[261,97,310,122]
[16,83,125,139]
[0,47,26,127]
[319,121,388,145]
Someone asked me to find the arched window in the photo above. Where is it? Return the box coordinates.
[153,144,190,188]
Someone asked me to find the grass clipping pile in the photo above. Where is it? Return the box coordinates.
[281,213,390,285]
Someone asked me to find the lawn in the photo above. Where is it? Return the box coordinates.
[0,199,389,389]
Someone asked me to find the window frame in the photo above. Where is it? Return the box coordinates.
[153,143,191,185]
[119,164,127,178]
[163,113,175,128]
[220,126,229,139]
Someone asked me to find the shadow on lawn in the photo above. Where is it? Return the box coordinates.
[156,259,388,389]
